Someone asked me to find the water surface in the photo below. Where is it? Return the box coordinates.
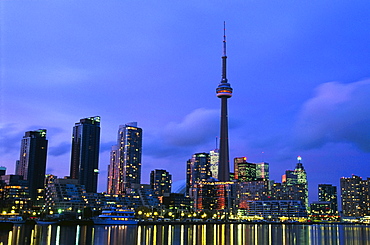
[1,223,369,245]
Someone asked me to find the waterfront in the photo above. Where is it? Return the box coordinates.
[0,223,369,245]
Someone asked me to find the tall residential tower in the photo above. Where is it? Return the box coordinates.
[16,129,48,201]
[216,22,233,181]
[70,116,101,193]
[107,122,143,194]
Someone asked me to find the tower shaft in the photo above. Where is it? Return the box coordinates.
[218,97,230,181]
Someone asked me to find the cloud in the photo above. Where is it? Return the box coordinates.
[163,108,219,146]
[293,79,370,151]
[144,108,219,159]
[0,124,23,155]
[48,141,70,156]
[100,141,116,152]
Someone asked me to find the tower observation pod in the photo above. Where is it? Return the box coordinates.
[216,22,233,98]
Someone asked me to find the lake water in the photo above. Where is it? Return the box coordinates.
[1,223,369,245]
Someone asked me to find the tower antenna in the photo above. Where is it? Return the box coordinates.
[223,21,227,57]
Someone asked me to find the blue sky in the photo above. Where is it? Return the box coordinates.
[1,1,370,201]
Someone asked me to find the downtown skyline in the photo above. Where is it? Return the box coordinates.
[1,1,370,201]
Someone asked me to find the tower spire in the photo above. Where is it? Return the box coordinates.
[223,21,227,57]
[221,21,228,83]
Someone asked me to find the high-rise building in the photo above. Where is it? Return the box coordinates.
[255,162,269,180]
[234,157,256,182]
[271,182,307,207]
[235,180,270,209]
[186,153,211,197]
[282,170,297,185]
[107,145,119,194]
[193,181,234,212]
[70,116,101,193]
[340,175,370,217]
[216,23,233,182]
[282,156,308,208]
[209,148,219,179]
[107,122,142,194]
[310,183,339,220]
[16,129,48,201]
[318,184,338,214]
[150,169,172,196]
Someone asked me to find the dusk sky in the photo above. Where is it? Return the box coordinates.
[1,1,370,201]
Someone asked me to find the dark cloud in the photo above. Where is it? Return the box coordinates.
[293,79,370,152]
[144,108,219,159]
[48,141,70,156]
[100,141,116,152]
[0,124,24,155]
[163,108,219,146]
[49,140,115,157]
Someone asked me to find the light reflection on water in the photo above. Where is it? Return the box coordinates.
[0,223,369,245]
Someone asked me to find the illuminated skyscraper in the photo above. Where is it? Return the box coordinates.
[107,122,142,194]
[255,162,269,180]
[216,22,233,181]
[234,157,256,182]
[281,156,308,208]
[186,153,211,197]
[209,148,219,179]
[16,129,48,201]
[107,145,119,194]
[318,184,338,214]
[340,175,370,217]
[70,116,100,193]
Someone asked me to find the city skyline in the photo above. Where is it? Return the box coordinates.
[1,1,370,201]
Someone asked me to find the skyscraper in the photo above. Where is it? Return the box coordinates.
[107,122,142,194]
[216,22,233,181]
[281,156,308,208]
[70,116,100,193]
[186,153,212,197]
[234,157,256,182]
[16,129,48,201]
[255,162,269,180]
[340,175,370,217]
[318,184,338,214]
[209,148,219,179]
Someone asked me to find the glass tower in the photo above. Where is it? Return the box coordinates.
[70,116,100,193]
[17,129,48,201]
[107,122,142,194]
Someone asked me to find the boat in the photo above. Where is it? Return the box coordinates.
[36,220,58,225]
[0,215,26,224]
[93,209,138,225]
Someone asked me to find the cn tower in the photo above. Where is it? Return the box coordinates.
[216,22,233,181]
